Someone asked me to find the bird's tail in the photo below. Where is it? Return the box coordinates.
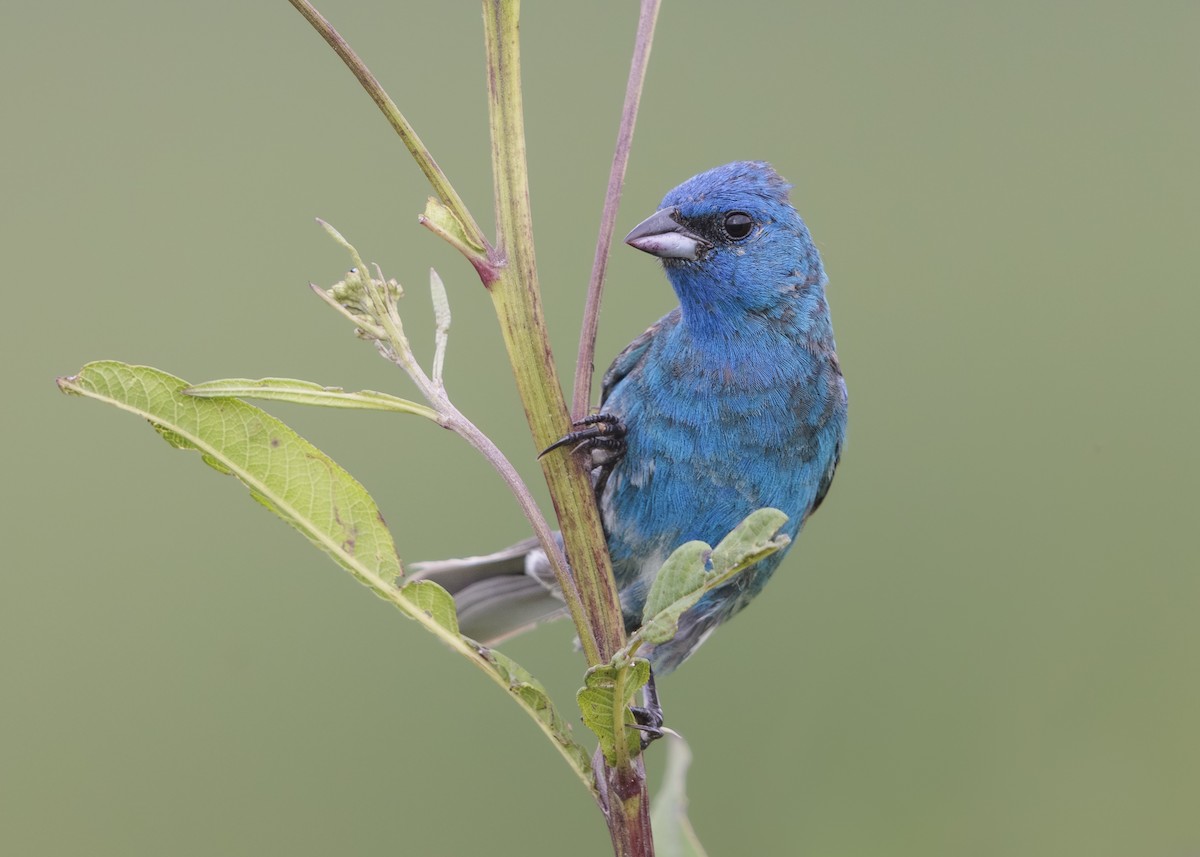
[408,536,567,645]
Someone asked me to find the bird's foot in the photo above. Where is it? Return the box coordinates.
[629,670,664,750]
[629,706,665,750]
[538,412,627,459]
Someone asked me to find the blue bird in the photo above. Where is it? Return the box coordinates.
[415,161,847,682]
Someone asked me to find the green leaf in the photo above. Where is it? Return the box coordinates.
[577,658,650,765]
[709,507,791,577]
[420,196,488,260]
[480,646,593,777]
[184,377,440,421]
[638,509,790,647]
[58,361,596,794]
[401,580,460,635]
[650,733,709,857]
[58,361,402,588]
[639,541,711,645]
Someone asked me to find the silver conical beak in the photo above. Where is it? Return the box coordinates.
[624,207,711,260]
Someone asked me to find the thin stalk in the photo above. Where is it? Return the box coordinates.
[292,0,586,666]
[442,407,593,642]
[288,0,489,253]
[481,0,627,668]
[482,4,654,854]
[292,1,657,850]
[571,0,662,419]
[315,219,585,637]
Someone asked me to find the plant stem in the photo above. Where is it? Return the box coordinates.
[294,1,657,850]
[481,0,627,667]
[571,0,662,419]
[441,406,592,640]
[294,3,583,637]
[481,3,653,854]
[288,0,489,254]
[596,751,655,857]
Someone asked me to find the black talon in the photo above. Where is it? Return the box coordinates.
[539,412,627,459]
[629,670,665,750]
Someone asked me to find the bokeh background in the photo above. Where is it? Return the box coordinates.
[3,2,1197,855]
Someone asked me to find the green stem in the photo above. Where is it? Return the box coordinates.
[291,0,655,849]
[481,0,627,668]
[288,0,489,254]
[481,3,653,854]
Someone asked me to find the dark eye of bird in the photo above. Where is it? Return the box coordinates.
[723,211,753,240]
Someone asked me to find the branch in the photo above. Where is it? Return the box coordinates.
[60,361,596,792]
[288,2,660,851]
[481,3,653,854]
[571,0,662,419]
[480,0,626,667]
[307,229,587,649]
[287,0,490,259]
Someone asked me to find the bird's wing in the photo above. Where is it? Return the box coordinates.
[809,440,842,516]
[599,307,681,408]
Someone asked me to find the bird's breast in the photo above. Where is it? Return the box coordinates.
[600,332,844,563]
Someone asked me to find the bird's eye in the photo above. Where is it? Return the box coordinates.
[723,212,753,240]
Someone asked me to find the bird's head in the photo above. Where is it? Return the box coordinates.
[625,161,825,335]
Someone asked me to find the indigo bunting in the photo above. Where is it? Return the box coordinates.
[415,161,847,677]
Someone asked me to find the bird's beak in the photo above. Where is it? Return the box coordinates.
[624,207,711,260]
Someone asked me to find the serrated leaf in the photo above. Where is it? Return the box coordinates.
[650,733,709,857]
[639,541,711,645]
[58,361,402,587]
[184,378,439,420]
[577,659,650,764]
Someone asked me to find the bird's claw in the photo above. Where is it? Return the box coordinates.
[628,670,664,750]
[539,412,627,459]
[629,704,665,750]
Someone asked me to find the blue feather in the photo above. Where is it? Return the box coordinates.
[415,161,847,674]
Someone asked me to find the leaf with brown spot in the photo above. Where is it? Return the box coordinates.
[58,361,596,795]
[58,361,402,588]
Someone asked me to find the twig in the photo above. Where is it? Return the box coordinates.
[287,0,490,254]
[315,223,586,648]
[293,2,658,852]
[480,4,654,853]
[480,0,627,668]
[571,0,662,419]
[291,1,585,633]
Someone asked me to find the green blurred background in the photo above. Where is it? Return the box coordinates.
[3,2,1197,855]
